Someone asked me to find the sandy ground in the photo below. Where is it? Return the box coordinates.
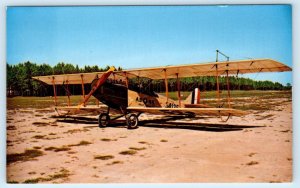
[6,101,292,183]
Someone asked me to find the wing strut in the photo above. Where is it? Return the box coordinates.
[52,76,57,106]
[163,69,169,103]
[80,74,86,100]
[79,66,115,107]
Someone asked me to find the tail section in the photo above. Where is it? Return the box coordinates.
[184,88,201,105]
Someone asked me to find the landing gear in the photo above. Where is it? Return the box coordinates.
[98,113,110,127]
[98,106,140,129]
[126,114,139,129]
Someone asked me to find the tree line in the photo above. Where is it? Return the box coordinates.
[148,76,291,93]
[7,61,121,96]
[7,61,291,97]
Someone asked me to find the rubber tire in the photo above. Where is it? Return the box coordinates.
[126,114,139,129]
[98,113,110,128]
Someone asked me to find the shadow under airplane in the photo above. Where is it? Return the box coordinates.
[54,115,264,132]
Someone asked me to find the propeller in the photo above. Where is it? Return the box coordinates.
[78,66,116,107]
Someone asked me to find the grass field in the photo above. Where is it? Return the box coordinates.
[6,96,99,110]
[7,90,291,111]
[161,90,292,100]
[160,90,292,111]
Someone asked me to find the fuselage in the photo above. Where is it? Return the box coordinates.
[91,79,177,112]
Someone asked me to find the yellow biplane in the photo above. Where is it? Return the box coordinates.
[33,58,292,129]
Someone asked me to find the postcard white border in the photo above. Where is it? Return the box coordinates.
[1,1,299,188]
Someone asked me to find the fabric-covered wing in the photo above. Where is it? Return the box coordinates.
[115,59,292,80]
[127,107,248,116]
[32,58,292,84]
[32,72,103,85]
[32,72,123,85]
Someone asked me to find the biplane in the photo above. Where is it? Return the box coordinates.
[33,57,292,129]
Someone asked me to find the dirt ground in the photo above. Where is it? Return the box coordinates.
[6,96,292,183]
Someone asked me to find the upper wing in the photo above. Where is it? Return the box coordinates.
[32,58,292,84]
[114,58,292,79]
[32,72,104,85]
[32,71,123,85]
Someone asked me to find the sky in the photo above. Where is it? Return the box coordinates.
[6,5,292,85]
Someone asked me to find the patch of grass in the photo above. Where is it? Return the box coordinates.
[50,168,70,179]
[280,130,290,133]
[100,138,117,142]
[248,152,257,157]
[138,141,149,144]
[32,135,46,139]
[106,160,123,165]
[246,161,259,166]
[44,146,71,152]
[7,140,14,147]
[7,180,19,184]
[160,139,168,142]
[269,180,282,183]
[129,147,146,151]
[94,155,114,160]
[119,150,137,155]
[63,129,89,134]
[32,122,49,126]
[33,146,42,149]
[23,178,41,184]
[7,126,17,130]
[45,141,91,153]
[31,134,59,140]
[7,149,44,165]
[44,146,56,151]
[48,133,56,135]
[53,147,71,152]
[23,168,70,183]
[101,138,111,141]
[68,140,92,147]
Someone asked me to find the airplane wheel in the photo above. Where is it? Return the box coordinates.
[98,113,110,128]
[126,114,139,129]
